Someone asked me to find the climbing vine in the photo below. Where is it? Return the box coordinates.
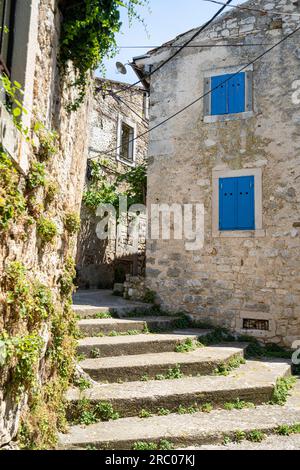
[0,75,80,449]
[0,150,27,231]
[83,159,147,212]
[59,0,148,111]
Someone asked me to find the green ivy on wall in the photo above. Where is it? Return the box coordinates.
[59,0,148,111]
[0,75,81,448]
[83,159,147,212]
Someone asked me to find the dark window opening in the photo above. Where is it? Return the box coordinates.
[243,319,269,331]
[120,122,134,163]
[0,0,16,76]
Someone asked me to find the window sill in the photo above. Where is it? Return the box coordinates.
[116,157,136,168]
[204,110,254,123]
[212,229,266,238]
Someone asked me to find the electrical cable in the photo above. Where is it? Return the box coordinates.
[90,23,300,161]
[110,92,149,126]
[102,0,234,97]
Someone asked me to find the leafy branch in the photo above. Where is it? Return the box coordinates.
[59,0,148,111]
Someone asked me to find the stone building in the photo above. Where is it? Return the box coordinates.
[76,78,149,289]
[0,0,90,447]
[132,0,300,346]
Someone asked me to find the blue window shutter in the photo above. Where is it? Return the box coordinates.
[219,176,255,231]
[228,73,245,114]
[237,176,255,229]
[219,177,237,230]
[211,75,228,115]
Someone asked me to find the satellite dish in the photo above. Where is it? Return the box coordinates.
[116,61,127,75]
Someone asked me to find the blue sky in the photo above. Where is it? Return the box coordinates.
[100,0,244,83]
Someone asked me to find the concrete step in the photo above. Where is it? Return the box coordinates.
[79,345,246,383]
[77,330,210,358]
[78,317,183,336]
[60,374,299,450]
[72,289,154,319]
[66,360,291,418]
[73,305,154,319]
[178,434,300,450]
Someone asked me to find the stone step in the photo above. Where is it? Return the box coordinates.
[60,374,298,450]
[73,304,153,319]
[178,434,300,450]
[66,360,291,419]
[72,290,154,320]
[77,330,210,358]
[79,345,246,383]
[78,317,183,336]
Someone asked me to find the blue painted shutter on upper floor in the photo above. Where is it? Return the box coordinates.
[219,176,255,231]
[211,74,228,115]
[211,72,246,115]
[228,73,245,114]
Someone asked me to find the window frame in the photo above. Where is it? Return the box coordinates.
[203,64,254,123]
[212,168,265,238]
[116,114,137,167]
[0,0,16,76]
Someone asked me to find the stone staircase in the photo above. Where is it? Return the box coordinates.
[59,291,300,450]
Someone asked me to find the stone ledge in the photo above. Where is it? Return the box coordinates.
[0,102,29,174]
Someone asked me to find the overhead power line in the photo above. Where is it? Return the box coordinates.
[90,24,300,161]
[102,0,234,98]
[203,0,300,17]
[110,92,149,126]
[116,43,273,48]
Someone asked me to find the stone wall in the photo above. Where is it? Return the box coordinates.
[134,0,300,346]
[0,0,90,447]
[76,78,148,289]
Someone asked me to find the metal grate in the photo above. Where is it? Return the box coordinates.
[243,319,269,331]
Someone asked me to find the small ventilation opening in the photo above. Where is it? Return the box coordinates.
[243,319,269,331]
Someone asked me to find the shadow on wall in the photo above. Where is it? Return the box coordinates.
[75,213,144,289]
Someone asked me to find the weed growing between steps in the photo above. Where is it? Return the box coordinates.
[155,365,183,381]
[276,423,300,435]
[223,423,300,446]
[139,402,213,419]
[200,327,235,346]
[139,409,153,418]
[213,356,246,376]
[108,329,142,337]
[140,365,184,382]
[223,398,255,410]
[68,398,120,425]
[132,440,174,451]
[90,348,102,359]
[223,430,266,445]
[76,353,87,362]
[94,327,149,338]
[175,338,203,353]
[94,312,113,319]
[269,376,297,405]
[72,376,92,392]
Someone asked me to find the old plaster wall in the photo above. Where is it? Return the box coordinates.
[142,0,300,346]
[76,78,148,289]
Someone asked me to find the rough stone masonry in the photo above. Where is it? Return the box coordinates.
[132,0,300,347]
[0,0,90,446]
[76,78,148,289]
